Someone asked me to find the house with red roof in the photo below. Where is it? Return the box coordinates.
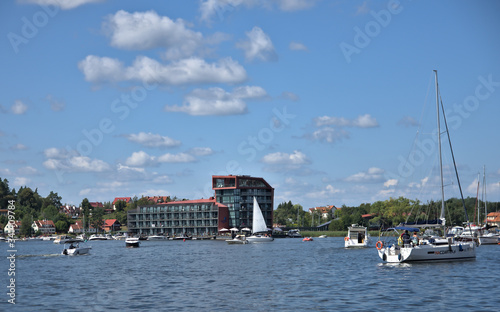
[486,212,500,227]
[147,196,171,204]
[308,206,335,219]
[112,197,131,210]
[4,221,21,235]
[90,202,104,209]
[32,220,56,234]
[103,219,121,232]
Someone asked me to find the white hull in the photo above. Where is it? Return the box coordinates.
[345,239,369,248]
[147,236,167,240]
[63,247,91,256]
[378,242,476,263]
[246,235,274,243]
[226,239,249,244]
[478,234,499,245]
[125,238,140,247]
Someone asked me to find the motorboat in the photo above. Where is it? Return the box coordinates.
[226,234,249,244]
[287,229,302,238]
[147,235,168,240]
[125,237,140,247]
[61,239,91,256]
[345,224,369,248]
[246,197,274,243]
[478,230,500,245]
[318,235,327,238]
[88,234,108,241]
[54,235,74,244]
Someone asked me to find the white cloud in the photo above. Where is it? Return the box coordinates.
[199,0,318,22]
[289,41,308,51]
[158,153,196,163]
[189,147,214,156]
[306,184,344,199]
[11,100,28,114]
[346,167,384,183]
[276,0,318,11]
[18,166,39,175]
[44,147,76,159]
[19,0,103,10]
[43,155,110,172]
[165,85,266,116]
[311,127,350,143]
[384,179,398,188]
[236,27,277,62]
[78,55,247,85]
[10,143,27,151]
[261,150,309,165]
[125,151,157,167]
[13,177,31,186]
[45,94,65,111]
[314,114,379,128]
[104,10,205,60]
[281,91,300,101]
[124,132,181,148]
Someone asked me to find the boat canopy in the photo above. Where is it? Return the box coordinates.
[394,226,420,232]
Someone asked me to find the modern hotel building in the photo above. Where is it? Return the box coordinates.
[127,175,274,236]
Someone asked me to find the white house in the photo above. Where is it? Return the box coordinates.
[32,220,56,234]
[4,221,21,235]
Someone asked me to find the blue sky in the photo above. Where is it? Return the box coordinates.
[1,0,500,209]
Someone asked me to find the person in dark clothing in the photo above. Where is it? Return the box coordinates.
[402,230,411,246]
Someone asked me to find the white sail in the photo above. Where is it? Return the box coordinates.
[252,197,268,234]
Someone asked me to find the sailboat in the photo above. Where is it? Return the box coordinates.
[477,166,500,245]
[377,70,476,263]
[246,197,274,243]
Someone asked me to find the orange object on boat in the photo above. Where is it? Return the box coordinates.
[303,237,313,241]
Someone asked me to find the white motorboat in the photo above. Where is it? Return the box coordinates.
[88,234,108,241]
[377,71,476,263]
[54,235,74,244]
[478,230,499,245]
[147,235,168,240]
[125,237,140,247]
[226,234,249,244]
[62,239,91,256]
[287,229,302,238]
[345,224,369,248]
[246,197,274,243]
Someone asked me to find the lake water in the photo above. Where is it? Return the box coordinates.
[1,237,499,311]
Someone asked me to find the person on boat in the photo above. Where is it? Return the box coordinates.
[402,230,411,247]
[69,243,75,249]
[412,232,419,246]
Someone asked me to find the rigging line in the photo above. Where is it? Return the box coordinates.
[439,96,470,225]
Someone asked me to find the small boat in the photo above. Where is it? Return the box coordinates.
[246,197,274,243]
[226,234,249,244]
[318,235,327,238]
[147,235,168,240]
[61,239,91,256]
[172,234,192,240]
[54,235,74,244]
[287,229,302,238]
[125,237,140,247]
[302,237,313,241]
[345,224,369,248]
[113,234,127,240]
[88,234,108,241]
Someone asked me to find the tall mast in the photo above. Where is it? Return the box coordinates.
[435,70,446,225]
[483,165,487,226]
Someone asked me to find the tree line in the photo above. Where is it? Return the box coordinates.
[274,196,500,231]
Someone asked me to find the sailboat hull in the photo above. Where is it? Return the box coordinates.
[378,242,475,263]
[246,235,274,243]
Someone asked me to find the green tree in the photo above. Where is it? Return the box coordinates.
[42,191,62,210]
[91,207,105,233]
[55,220,68,233]
[115,200,128,212]
[20,214,32,237]
[41,205,59,221]
[81,198,91,230]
